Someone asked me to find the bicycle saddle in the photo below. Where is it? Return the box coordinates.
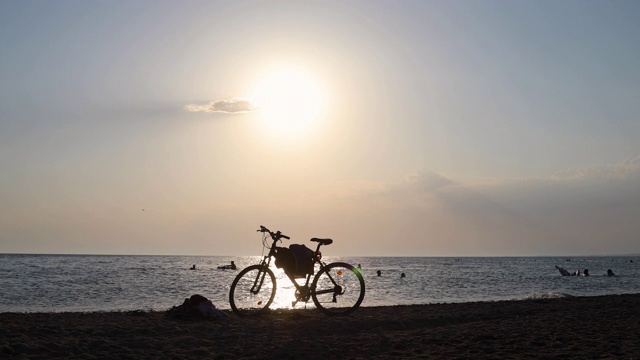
[310,238,333,245]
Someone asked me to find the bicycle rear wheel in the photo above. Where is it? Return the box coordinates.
[312,262,365,316]
[229,265,276,316]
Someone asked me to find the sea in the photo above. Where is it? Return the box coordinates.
[1,254,638,313]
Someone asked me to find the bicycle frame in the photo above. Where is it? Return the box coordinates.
[230,225,365,316]
[256,232,338,307]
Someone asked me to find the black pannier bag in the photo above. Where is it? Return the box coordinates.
[275,244,315,278]
[274,246,296,273]
[289,244,315,278]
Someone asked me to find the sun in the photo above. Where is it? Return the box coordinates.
[251,67,323,136]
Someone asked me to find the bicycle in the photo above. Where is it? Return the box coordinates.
[229,225,365,316]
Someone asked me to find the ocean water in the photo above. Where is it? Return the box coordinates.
[0,254,638,313]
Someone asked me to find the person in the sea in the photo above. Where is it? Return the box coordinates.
[583,269,589,276]
[400,272,406,278]
[607,269,615,276]
[190,264,196,270]
[376,270,381,276]
[555,265,571,276]
[218,261,236,270]
[574,269,581,276]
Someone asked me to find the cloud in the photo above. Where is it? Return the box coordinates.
[402,170,455,192]
[434,158,640,254]
[551,156,640,181]
[185,98,256,113]
[321,157,640,255]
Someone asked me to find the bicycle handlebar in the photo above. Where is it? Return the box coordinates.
[257,225,290,240]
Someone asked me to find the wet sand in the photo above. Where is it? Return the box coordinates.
[1,293,639,359]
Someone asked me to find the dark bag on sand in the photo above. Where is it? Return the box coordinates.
[165,298,199,319]
[275,244,315,278]
[165,294,226,319]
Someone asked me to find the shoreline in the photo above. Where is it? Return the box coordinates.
[2,293,639,359]
[1,290,636,314]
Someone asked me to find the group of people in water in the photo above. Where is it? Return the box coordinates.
[556,265,616,277]
[193,261,619,278]
[191,262,410,279]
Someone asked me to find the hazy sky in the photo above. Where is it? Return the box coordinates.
[1,0,639,256]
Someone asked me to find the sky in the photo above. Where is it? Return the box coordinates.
[1,0,639,256]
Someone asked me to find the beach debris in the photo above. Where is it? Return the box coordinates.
[165,294,227,320]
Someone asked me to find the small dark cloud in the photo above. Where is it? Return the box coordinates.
[185,98,256,113]
[403,170,454,192]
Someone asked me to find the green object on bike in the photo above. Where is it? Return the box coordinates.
[229,225,366,316]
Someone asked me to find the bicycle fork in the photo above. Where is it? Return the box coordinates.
[250,268,268,294]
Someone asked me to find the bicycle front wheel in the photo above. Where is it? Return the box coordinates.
[312,262,365,316]
[229,265,276,316]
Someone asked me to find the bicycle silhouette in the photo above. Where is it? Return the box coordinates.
[229,225,365,316]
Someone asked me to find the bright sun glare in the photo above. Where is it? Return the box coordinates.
[252,67,323,136]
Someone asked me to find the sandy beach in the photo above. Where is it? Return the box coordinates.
[1,293,639,359]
